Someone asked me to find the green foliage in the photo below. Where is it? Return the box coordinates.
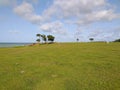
[36,34,41,37]
[36,34,55,44]
[76,38,79,42]
[89,38,94,41]
[36,34,41,43]
[41,34,47,42]
[114,38,120,42]
[47,35,55,42]
[36,39,40,43]
[0,42,120,90]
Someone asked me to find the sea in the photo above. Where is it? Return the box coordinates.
[0,43,32,48]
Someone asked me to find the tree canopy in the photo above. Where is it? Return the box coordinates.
[36,39,40,43]
[89,38,94,42]
[47,35,55,43]
[36,34,55,44]
[41,34,47,43]
[114,38,120,42]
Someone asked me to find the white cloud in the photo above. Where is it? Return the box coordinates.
[43,0,120,26]
[40,21,67,34]
[87,27,120,41]
[14,2,42,25]
[14,0,120,26]
[13,0,120,36]
[23,0,39,4]
[0,0,16,6]
[76,9,120,25]
[31,0,38,4]
[0,0,10,6]
[43,0,106,18]
[9,30,20,34]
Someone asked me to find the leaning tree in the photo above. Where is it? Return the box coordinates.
[36,34,41,43]
[41,34,47,43]
[47,35,55,43]
[36,39,40,43]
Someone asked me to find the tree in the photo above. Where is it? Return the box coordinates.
[36,34,41,43]
[76,38,79,42]
[36,39,40,43]
[36,34,41,39]
[114,38,120,42]
[41,34,47,43]
[89,38,94,42]
[47,35,55,43]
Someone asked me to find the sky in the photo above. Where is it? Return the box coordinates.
[0,0,120,42]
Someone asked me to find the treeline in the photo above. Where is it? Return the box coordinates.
[36,34,55,44]
[113,38,120,42]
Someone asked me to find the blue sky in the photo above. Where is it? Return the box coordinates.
[0,0,120,42]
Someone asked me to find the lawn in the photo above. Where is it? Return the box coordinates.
[0,42,120,90]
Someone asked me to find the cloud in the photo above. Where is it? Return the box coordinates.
[23,0,39,4]
[13,0,120,36]
[14,0,120,25]
[9,30,20,34]
[43,0,120,26]
[14,2,42,25]
[0,0,10,6]
[0,0,16,6]
[76,9,120,25]
[40,21,67,34]
[87,27,120,41]
[13,2,67,35]
[31,0,38,4]
[43,0,106,18]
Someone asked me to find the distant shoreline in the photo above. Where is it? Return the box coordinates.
[0,42,33,48]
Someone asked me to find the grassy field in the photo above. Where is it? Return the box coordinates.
[0,42,120,90]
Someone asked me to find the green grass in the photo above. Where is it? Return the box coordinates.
[0,42,120,90]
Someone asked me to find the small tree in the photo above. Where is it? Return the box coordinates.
[41,34,47,43]
[36,34,41,43]
[36,39,40,43]
[47,35,55,43]
[89,38,94,42]
[76,38,79,42]
[36,34,41,38]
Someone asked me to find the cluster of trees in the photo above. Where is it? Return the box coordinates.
[36,34,55,44]
[114,38,120,42]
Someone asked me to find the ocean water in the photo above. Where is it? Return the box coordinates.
[0,43,32,48]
